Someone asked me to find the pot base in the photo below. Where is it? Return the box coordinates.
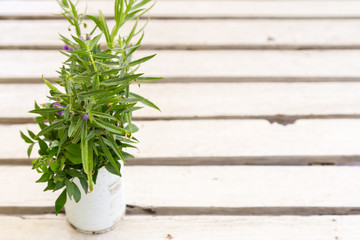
[67,208,125,234]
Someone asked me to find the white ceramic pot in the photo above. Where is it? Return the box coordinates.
[65,166,125,234]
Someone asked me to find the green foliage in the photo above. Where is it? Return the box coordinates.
[21,0,160,214]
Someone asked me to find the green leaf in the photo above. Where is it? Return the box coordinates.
[99,137,121,176]
[20,131,33,144]
[34,120,64,140]
[38,138,48,155]
[136,77,163,82]
[79,177,88,193]
[27,143,34,158]
[124,123,139,133]
[129,92,160,111]
[64,152,82,164]
[131,0,152,11]
[55,189,67,215]
[98,10,111,46]
[100,73,143,86]
[92,112,119,122]
[29,108,62,114]
[73,183,81,202]
[125,17,139,46]
[128,54,156,67]
[28,130,36,139]
[89,34,102,51]
[105,160,121,176]
[53,180,65,192]
[57,129,68,156]
[64,144,82,164]
[67,169,83,178]
[81,121,93,190]
[36,173,50,183]
[68,116,81,137]
[86,15,103,31]
[50,161,59,172]
[65,179,75,200]
[105,134,125,163]
[72,35,87,49]
[93,118,128,136]
[42,75,61,93]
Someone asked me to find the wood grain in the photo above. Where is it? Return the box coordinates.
[1,166,360,212]
[5,120,360,159]
[1,215,360,240]
[2,83,360,120]
[3,20,360,49]
[2,1,360,19]
[3,50,360,80]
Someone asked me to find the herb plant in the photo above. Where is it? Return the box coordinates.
[20,0,160,214]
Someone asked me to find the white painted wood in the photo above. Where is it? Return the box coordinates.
[2,50,360,79]
[2,215,360,240]
[3,19,360,48]
[2,1,360,18]
[6,119,360,159]
[2,83,360,118]
[1,166,360,208]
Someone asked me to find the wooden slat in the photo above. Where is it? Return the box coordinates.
[2,50,360,81]
[2,1,360,19]
[4,120,360,160]
[1,166,360,214]
[3,20,360,50]
[2,83,360,121]
[2,215,360,239]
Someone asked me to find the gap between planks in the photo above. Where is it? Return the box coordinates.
[2,77,360,84]
[2,206,360,216]
[6,45,360,51]
[3,114,360,125]
[1,155,360,166]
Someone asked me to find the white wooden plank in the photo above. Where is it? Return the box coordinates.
[2,83,360,118]
[2,1,360,18]
[1,215,359,240]
[1,166,360,208]
[2,50,360,79]
[4,119,360,159]
[3,19,360,48]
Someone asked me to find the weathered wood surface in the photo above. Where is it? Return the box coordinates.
[1,0,360,237]
[1,166,360,214]
[2,215,360,240]
[3,20,360,49]
[2,1,360,19]
[2,50,360,81]
[2,83,360,120]
[4,120,360,160]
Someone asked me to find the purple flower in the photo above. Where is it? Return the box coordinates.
[53,102,65,115]
[82,114,89,121]
[69,47,74,51]
[86,35,91,40]
[63,45,69,50]
[79,36,84,41]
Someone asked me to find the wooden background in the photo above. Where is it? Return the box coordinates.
[1,0,360,239]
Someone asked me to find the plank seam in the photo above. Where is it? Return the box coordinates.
[2,77,360,84]
[2,155,360,166]
[3,114,360,125]
[4,16,360,20]
[5,45,360,51]
[2,206,360,216]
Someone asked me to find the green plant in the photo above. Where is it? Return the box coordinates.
[20,0,160,214]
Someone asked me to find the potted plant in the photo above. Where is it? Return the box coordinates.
[20,0,160,234]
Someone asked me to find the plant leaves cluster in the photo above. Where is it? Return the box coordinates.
[20,0,160,215]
